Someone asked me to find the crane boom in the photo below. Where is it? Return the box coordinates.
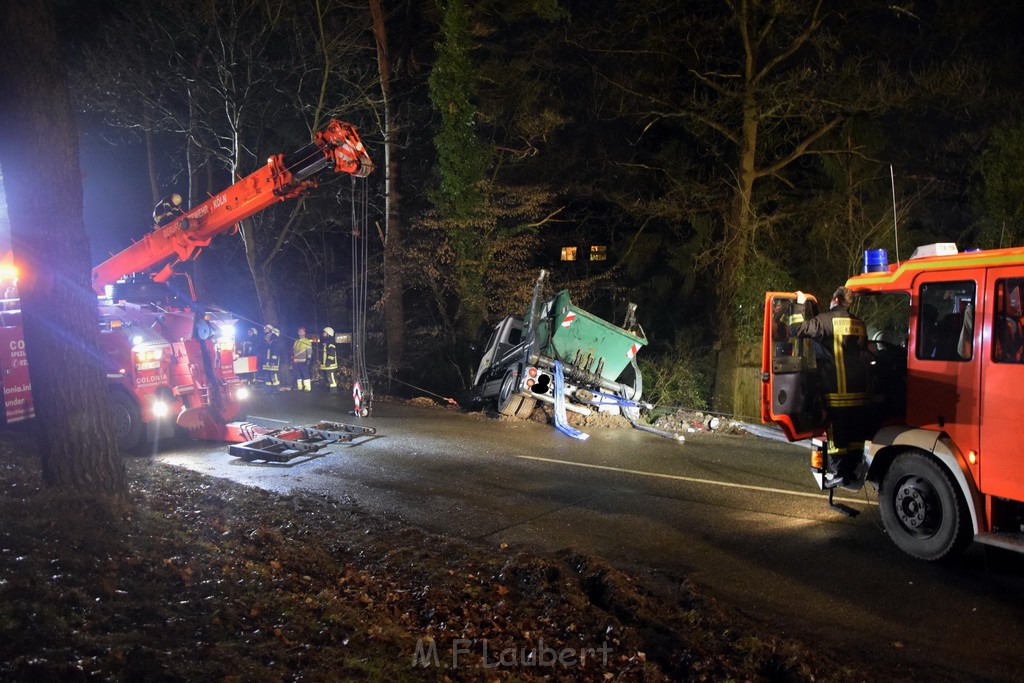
[91,120,373,294]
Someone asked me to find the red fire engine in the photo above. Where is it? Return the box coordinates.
[762,243,1024,560]
[0,120,372,450]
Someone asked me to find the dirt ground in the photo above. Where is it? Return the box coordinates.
[0,414,925,682]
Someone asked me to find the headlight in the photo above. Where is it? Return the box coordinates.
[236,386,251,401]
[151,400,170,418]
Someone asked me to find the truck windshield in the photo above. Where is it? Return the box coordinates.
[852,292,910,350]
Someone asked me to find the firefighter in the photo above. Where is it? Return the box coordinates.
[789,286,873,487]
[241,327,259,358]
[316,326,339,392]
[153,193,185,227]
[238,327,261,385]
[261,325,282,389]
[292,326,313,391]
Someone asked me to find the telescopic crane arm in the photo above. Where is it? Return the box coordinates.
[91,120,374,294]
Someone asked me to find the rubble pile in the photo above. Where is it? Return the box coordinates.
[651,409,748,436]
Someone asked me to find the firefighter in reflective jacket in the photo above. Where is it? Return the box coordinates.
[153,193,184,227]
[261,325,282,388]
[316,326,339,392]
[292,327,313,391]
[789,286,872,487]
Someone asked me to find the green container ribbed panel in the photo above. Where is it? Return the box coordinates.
[537,290,647,382]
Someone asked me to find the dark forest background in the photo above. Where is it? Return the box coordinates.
[51,0,1024,416]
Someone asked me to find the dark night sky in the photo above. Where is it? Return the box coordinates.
[0,122,149,263]
[78,122,156,265]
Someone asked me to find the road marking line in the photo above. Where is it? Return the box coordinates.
[246,415,290,424]
[515,455,877,507]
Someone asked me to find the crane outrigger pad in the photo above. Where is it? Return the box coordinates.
[228,421,378,462]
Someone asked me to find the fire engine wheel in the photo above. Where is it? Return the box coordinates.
[879,452,972,561]
[109,391,144,453]
[497,369,529,417]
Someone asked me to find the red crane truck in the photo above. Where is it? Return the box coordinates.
[0,120,373,450]
[762,243,1024,560]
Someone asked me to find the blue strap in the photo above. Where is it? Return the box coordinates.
[553,360,589,441]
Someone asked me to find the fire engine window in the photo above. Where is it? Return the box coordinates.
[770,296,804,374]
[993,279,1024,363]
[917,281,975,362]
[852,292,910,350]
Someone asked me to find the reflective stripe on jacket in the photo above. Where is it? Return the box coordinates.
[789,303,870,407]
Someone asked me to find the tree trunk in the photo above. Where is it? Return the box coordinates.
[239,217,281,328]
[0,0,126,497]
[713,89,759,414]
[369,0,405,378]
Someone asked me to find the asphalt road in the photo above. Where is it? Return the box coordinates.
[154,391,1024,681]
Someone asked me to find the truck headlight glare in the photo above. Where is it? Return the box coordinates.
[152,400,170,418]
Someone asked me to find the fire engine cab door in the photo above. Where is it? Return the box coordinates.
[761,292,826,441]
[906,272,982,472]
[979,268,1024,500]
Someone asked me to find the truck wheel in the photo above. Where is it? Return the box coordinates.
[879,452,971,561]
[514,396,537,418]
[109,391,144,453]
[497,369,528,417]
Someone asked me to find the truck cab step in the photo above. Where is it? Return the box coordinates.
[975,531,1024,552]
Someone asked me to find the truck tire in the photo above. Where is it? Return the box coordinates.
[109,391,144,453]
[878,451,972,561]
[497,369,531,417]
[514,396,537,418]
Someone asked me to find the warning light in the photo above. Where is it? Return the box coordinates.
[810,451,824,470]
[968,450,978,465]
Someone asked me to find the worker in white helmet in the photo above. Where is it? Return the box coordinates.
[260,325,282,389]
[316,326,339,392]
[152,193,184,227]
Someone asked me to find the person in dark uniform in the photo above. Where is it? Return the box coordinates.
[789,286,873,487]
[153,193,185,227]
[260,325,282,389]
[316,326,339,392]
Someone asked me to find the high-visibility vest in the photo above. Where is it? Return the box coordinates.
[292,337,313,364]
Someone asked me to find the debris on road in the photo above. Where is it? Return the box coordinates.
[650,409,749,436]
[228,421,378,463]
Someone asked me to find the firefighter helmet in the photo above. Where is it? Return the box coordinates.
[323,326,334,337]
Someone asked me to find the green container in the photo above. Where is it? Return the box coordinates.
[535,290,647,382]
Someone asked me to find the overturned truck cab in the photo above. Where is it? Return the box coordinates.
[471,270,648,422]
